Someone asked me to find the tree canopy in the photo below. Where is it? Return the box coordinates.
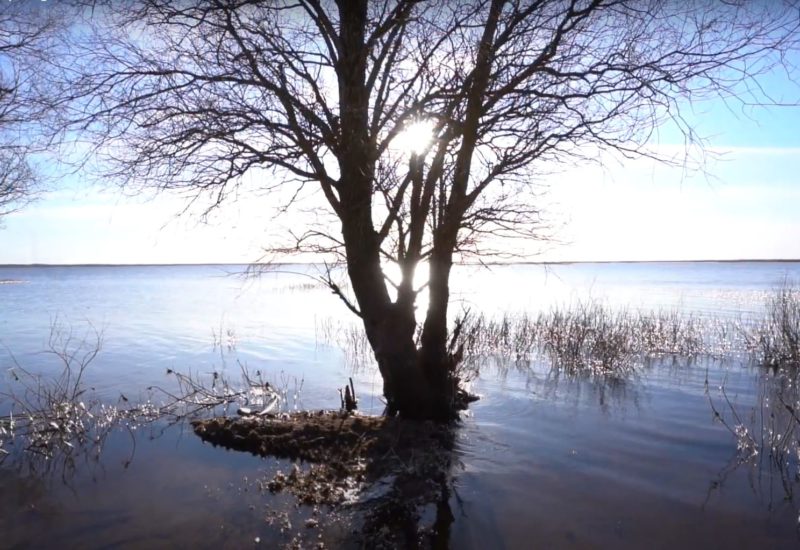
[37,0,800,417]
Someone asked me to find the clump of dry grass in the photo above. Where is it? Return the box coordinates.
[743,284,800,368]
[456,284,800,375]
[316,284,800,378]
[454,304,711,376]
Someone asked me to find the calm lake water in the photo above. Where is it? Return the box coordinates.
[2,261,800,548]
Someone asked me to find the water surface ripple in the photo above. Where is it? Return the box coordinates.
[2,262,800,548]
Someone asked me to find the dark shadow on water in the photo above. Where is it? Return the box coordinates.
[192,411,463,548]
[355,427,459,549]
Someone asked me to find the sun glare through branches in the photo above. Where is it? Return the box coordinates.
[392,119,435,156]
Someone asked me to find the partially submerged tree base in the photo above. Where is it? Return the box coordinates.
[385,378,480,421]
[192,410,459,547]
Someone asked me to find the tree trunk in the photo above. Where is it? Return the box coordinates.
[418,242,459,419]
[344,249,456,420]
[335,1,461,420]
[368,305,434,419]
[361,233,462,421]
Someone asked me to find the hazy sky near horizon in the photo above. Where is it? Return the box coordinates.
[2,59,800,265]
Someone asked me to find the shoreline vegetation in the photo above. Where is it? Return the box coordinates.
[318,284,800,376]
[1,285,799,545]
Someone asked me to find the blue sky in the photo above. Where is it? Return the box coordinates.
[1,72,799,264]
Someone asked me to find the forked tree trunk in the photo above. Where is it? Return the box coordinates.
[368,306,433,418]
[343,246,458,420]
[365,304,456,421]
[336,1,461,421]
[353,248,459,421]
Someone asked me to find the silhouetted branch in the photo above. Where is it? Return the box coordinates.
[0,2,63,218]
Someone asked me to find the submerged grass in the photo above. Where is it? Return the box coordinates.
[706,363,800,504]
[457,306,713,376]
[465,283,799,375]
[743,285,800,368]
[318,284,800,377]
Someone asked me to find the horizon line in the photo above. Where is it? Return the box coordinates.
[1,258,799,268]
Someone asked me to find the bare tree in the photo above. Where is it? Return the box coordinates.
[0,2,61,219]
[47,0,799,418]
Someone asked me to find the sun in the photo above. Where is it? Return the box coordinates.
[393,119,435,156]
